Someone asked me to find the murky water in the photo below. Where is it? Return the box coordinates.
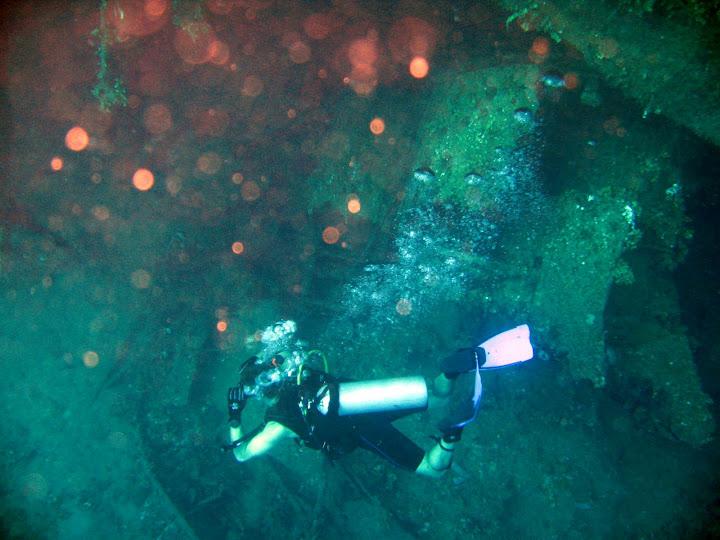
[2,1,719,538]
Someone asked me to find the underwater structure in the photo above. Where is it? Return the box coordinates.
[1,0,719,538]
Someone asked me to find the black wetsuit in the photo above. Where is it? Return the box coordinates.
[264,369,425,471]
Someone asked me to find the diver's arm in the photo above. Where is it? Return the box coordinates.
[230,421,297,462]
[229,422,245,444]
[226,386,297,462]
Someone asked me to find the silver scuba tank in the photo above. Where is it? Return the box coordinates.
[316,376,428,416]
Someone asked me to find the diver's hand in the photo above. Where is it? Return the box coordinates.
[227,386,246,424]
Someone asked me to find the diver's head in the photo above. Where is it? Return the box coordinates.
[237,320,306,400]
[237,354,281,400]
[239,351,304,401]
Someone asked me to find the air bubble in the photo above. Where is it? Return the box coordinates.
[513,107,534,124]
[464,172,484,185]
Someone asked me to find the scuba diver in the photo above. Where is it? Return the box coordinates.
[225,320,533,478]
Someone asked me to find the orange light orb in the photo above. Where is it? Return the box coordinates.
[369,117,385,135]
[241,180,261,201]
[82,351,100,368]
[92,205,110,221]
[131,269,152,289]
[597,38,619,59]
[65,126,89,152]
[396,298,412,316]
[241,75,264,97]
[50,156,64,171]
[288,41,311,64]
[132,168,155,191]
[563,72,579,90]
[322,226,340,244]
[174,21,215,64]
[303,13,333,40]
[144,0,168,19]
[231,241,245,254]
[144,103,173,135]
[207,0,234,15]
[216,320,228,332]
[409,56,429,78]
[531,37,550,57]
[347,197,361,214]
[348,38,378,67]
[209,40,230,65]
[109,0,168,38]
[196,151,222,175]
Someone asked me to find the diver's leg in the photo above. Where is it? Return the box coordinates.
[355,419,426,472]
[433,347,477,397]
[418,348,482,477]
[415,438,455,478]
[354,417,457,479]
[433,373,453,397]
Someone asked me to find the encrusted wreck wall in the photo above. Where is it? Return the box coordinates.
[498,0,720,146]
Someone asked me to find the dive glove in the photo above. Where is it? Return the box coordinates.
[227,386,247,423]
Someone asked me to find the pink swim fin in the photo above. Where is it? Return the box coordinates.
[479,324,533,369]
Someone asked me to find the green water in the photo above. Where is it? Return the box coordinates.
[2,1,719,538]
